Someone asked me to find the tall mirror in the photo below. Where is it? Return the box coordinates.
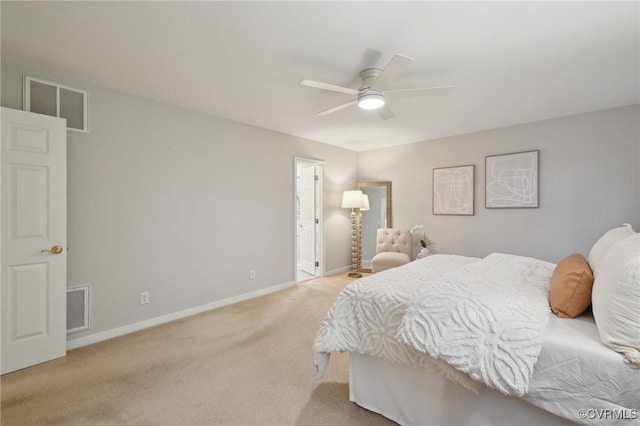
[357,181,392,272]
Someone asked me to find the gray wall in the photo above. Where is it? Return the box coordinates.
[1,61,358,339]
[3,58,638,343]
[359,105,640,263]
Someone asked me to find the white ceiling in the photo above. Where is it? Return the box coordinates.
[2,1,638,152]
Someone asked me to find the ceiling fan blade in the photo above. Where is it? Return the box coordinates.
[370,54,414,91]
[386,85,455,94]
[300,79,359,95]
[378,104,395,120]
[317,100,358,116]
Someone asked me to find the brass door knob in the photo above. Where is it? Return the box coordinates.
[41,245,64,254]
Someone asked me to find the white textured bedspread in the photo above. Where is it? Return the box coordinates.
[313,254,482,391]
[314,253,556,397]
[526,314,640,425]
[398,253,555,396]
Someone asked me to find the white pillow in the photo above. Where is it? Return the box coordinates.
[588,223,635,276]
[591,233,640,367]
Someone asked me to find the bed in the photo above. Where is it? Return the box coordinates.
[313,246,640,425]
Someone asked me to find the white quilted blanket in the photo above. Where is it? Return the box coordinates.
[398,253,555,396]
[313,254,482,392]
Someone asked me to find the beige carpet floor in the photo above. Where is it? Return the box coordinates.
[0,273,396,426]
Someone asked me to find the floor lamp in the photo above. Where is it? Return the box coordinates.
[342,190,365,278]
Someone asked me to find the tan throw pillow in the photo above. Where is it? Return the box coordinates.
[550,253,594,318]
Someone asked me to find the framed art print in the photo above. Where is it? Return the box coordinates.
[432,165,474,215]
[485,150,539,208]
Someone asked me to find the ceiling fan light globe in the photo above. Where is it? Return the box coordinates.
[358,93,385,110]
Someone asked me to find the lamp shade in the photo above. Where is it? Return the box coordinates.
[361,194,370,211]
[341,190,365,209]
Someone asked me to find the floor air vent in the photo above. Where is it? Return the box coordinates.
[67,286,90,333]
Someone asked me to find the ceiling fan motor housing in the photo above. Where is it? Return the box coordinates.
[359,68,382,90]
[358,69,386,109]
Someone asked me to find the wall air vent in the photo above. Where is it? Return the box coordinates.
[24,75,89,134]
[67,286,90,334]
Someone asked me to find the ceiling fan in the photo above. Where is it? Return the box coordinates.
[300,54,453,120]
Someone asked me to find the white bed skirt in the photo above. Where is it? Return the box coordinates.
[349,353,576,426]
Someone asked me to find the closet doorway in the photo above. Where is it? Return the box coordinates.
[295,157,323,283]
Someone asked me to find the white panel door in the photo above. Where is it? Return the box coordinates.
[1,107,67,374]
[298,165,316,275]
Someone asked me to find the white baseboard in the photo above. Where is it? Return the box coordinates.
[324,266,351,276]
[67,280,295,350]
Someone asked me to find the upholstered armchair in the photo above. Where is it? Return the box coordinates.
[371,228,412,273]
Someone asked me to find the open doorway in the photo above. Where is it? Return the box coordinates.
[295,157,323,283]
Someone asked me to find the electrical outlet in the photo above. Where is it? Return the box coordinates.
[140,291,149,305]
[250,270,256,280]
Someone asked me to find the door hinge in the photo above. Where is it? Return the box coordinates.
[315,218,319,224]
[314,175,319,181]
[315,261,319,267]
